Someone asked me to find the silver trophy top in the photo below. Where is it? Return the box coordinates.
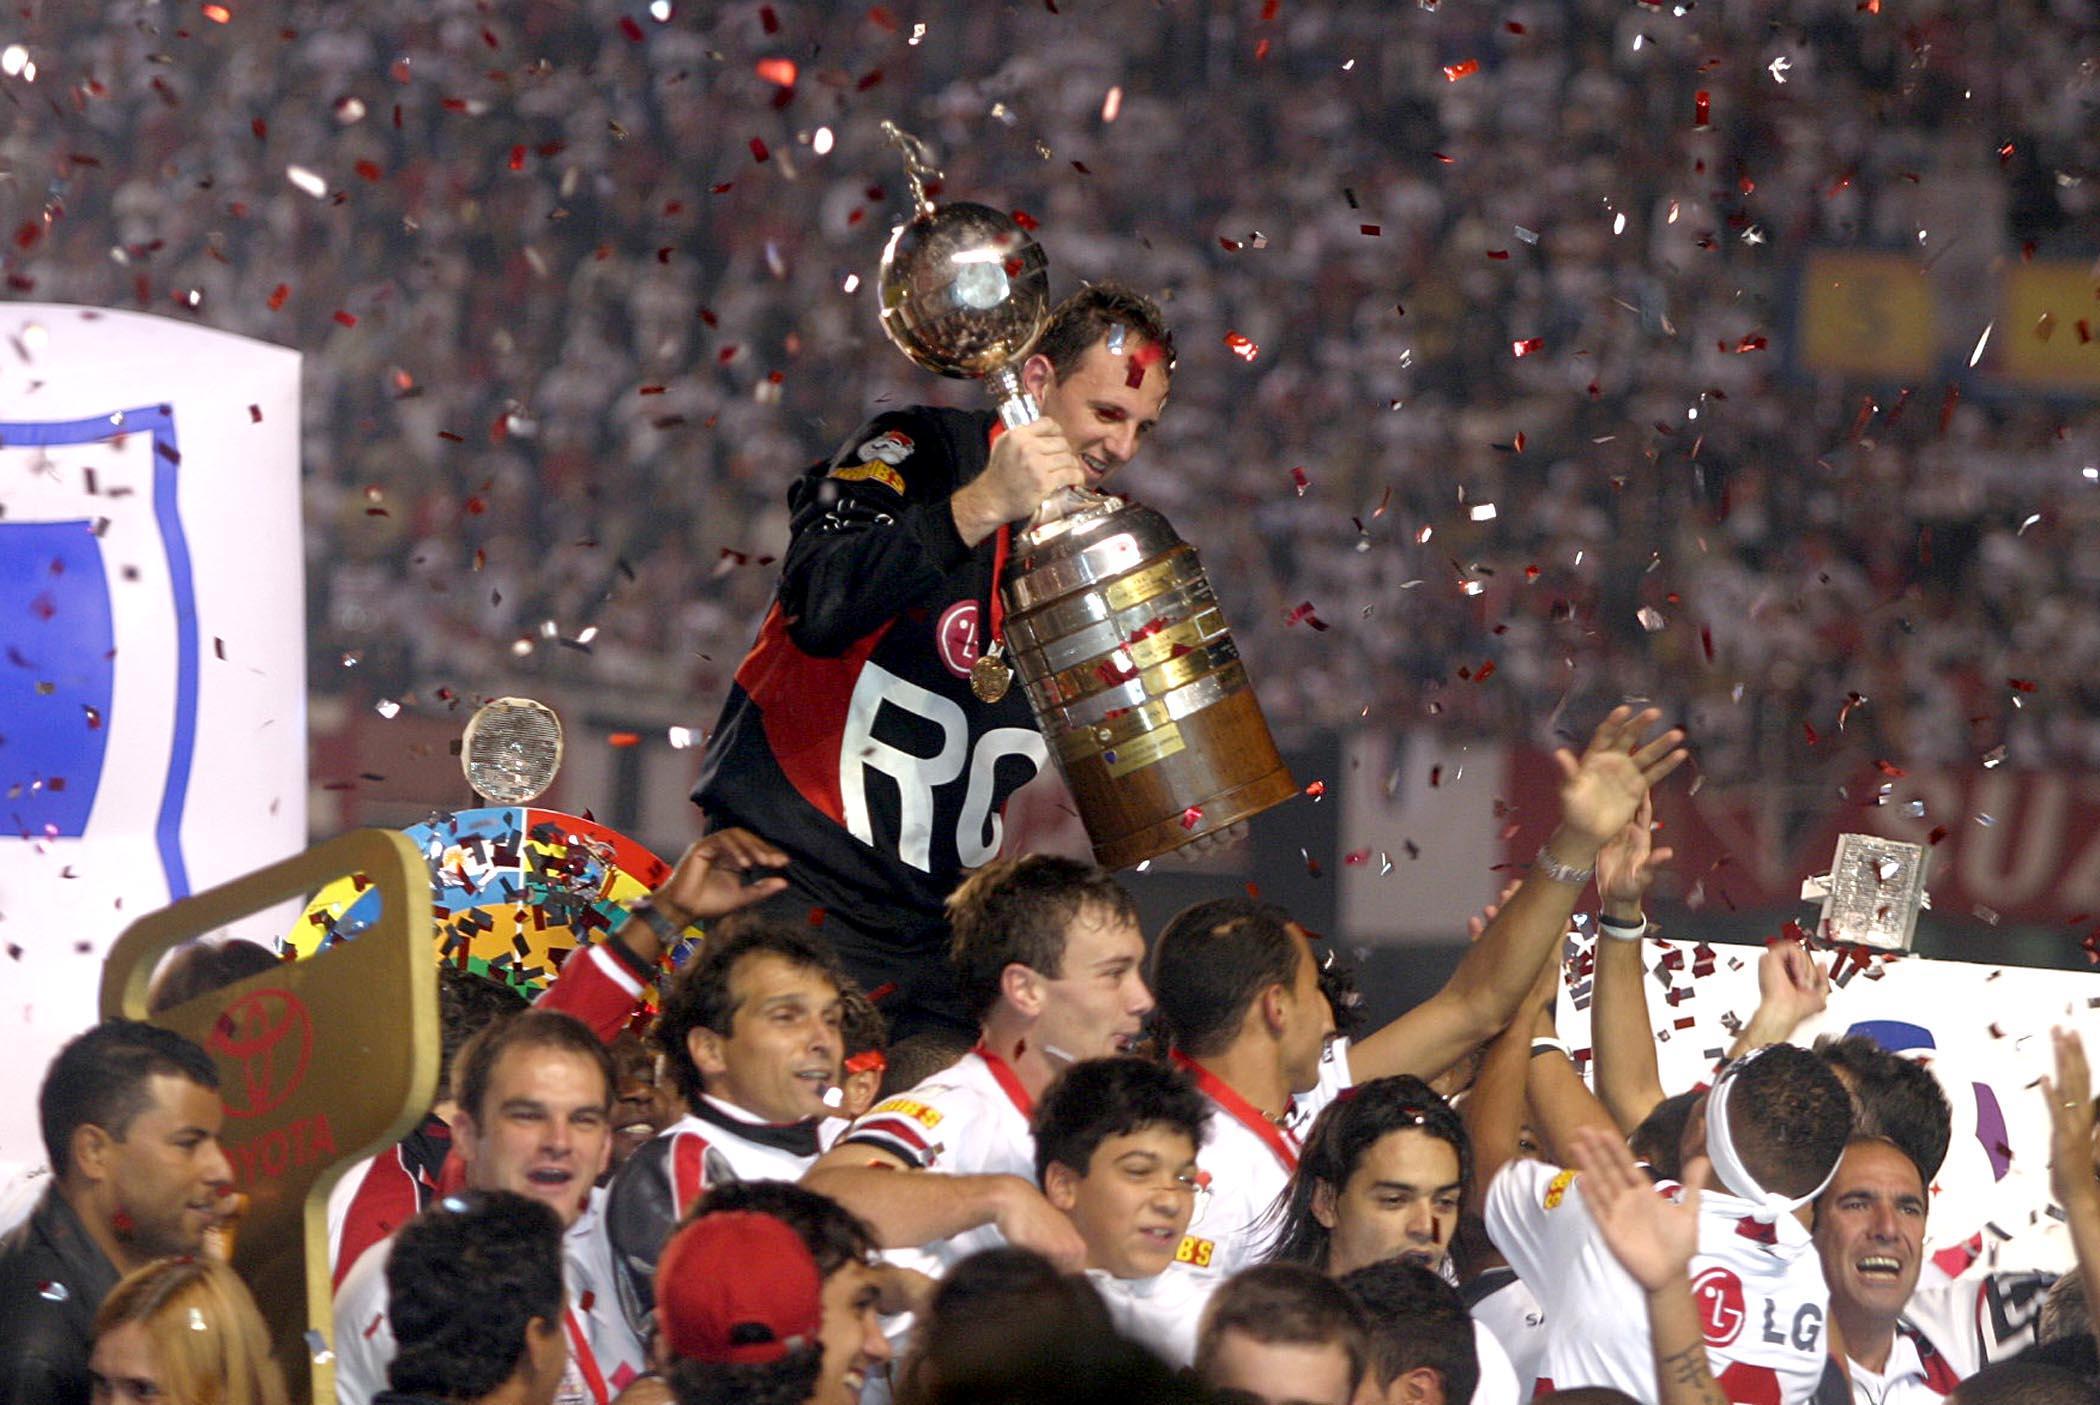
[461,696,564,805]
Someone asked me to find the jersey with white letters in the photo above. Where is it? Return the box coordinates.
[840,1044,1039,1271]
[1085,1267,1218,1368]
[1467,1266,1549,1397]
[1175,1037,1355,1280]
[1487,1159,1832,1405]
[693,407,1043,972]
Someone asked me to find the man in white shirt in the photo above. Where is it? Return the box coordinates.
[603,919,851,1331]
[1812,1138,1967,1405]
[1485,1043,1852,1405]
[1150,705,1689,1280]
[804,855,1151,1272]
[1032,1055,1215,1366]
[333,1010,644,1405]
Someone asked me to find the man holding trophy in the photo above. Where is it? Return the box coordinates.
[691,280,1175,1044]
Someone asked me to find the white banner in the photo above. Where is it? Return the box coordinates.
[1558,936,2100,1280]
[0,305,304,1162]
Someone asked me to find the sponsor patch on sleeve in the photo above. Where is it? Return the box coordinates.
[1173,1235,1215,1268]
[829,460,907,495]
[867,1097,943,1130]
[1542,1168,1578,1210]
[856,429,914,464]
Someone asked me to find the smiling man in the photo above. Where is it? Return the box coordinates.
[804,855,1151,1274]
[691,284,1174,1047]
[0,1020,232,1405]
[1031,1056,1215,1366]
[1813,1137,1964,1405]
[334,1010,642,1405]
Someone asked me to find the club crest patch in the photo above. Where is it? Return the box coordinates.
[1542,1168,1578,1209]
[856,429,914,465]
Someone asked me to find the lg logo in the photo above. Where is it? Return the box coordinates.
[841,661,1047,872]
[1690,1267,1747,1346]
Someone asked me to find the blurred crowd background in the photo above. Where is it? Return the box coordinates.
[6,0,2099,799]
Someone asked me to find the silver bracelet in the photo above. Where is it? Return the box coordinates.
[1597,912,1649,943]
[1530,1037,1573,1061]
[1534,847,1596,887]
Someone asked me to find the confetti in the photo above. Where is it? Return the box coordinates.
[1223,332,1259,362]
[1443,59,1479,81]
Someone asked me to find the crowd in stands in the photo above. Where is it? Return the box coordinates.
[6,0,2099,793]
[7,709,2100,1405]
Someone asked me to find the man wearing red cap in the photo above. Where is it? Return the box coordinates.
[654,1181,923,1405]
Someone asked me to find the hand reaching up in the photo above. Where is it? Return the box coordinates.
[1554,707,1689,857]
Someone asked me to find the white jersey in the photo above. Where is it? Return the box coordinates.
[331,1186,644,1405]
[1175,1037,1354,1280]
[839,1045,1038,1270]
[1467,1267,1548,1396]
[648,1098,827,1212]
[1472,1314,1525,1405]
[1085,1267,1218,1368]
[1899,1271,2052,1378]
[1486,1159,1831,1405]
[1836,1320,1964,1405]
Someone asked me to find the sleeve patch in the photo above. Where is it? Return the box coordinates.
[866,1097,943,1129]
[1173,1235,1215,1268]
[853,429,915,465]
[829,459,908,495]
[1542,1168,1578,1210]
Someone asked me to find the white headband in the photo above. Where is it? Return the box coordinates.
[1704,1048,1840,1223]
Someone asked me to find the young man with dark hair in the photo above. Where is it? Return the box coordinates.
[1340,1260,1483,1405]
[378,1190,571,1405]
[1810,1037,1952,1185]
[655,1181,909,1405]
[335,1010,640,1405]
[1486,1044,1853,1405]
[0,1019,232,1405]
[1030,1057,1213,1364]
[1194,1262,1371,1405]
[603,920,850,1330]
[805,854,1151,1274]
[1149,708,1686,1282]
[690,282,1175,1045]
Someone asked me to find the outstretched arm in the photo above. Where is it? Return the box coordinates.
[1525,1003,1626,1166]
[1567,1127,1729,1405]
[1352,707,1688,1085]
[1464,928,1560,1210]
[2044,1028,2100,1336]
[1724,938,1829,1061]
[1591,794,1672,1132]
[802,1143,1086,1271]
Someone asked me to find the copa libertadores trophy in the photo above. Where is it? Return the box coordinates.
[875,123,1296,868]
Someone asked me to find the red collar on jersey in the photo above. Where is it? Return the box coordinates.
[1171,1050,1300,1172]
[973,1042,1036,1119]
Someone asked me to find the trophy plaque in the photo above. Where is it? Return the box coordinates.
[1817,833,1930,951]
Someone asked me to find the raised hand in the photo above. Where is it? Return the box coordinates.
[654,827,791,925]
[1567,1125,1703,1293]
[1596,793,1674,922]
[991,1177,1090,1272]
[1758,939,1829,1028]
[1553,707,1689,856]
[2043,1027,2099,1212]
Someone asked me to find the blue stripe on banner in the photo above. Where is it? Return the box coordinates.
[0,520,114,835]
[0,406,196,899]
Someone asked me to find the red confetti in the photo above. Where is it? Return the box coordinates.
[857,69,884,90]
[1181,806,1204,831]
[1304,780,1326,799]
[2009,678,2038,693]
[761,4,781,31]
[1360,224,1382,236]
[1223,331,1259,362]
[608,732,641,748]
[202,3,232,20]
[1011,209,1039,231]
[638,385,666,396]
[507,145,526,172]
[1700,625,1714,661]
[618,15,644,42]
[1506,20,1527,32]
[1443,59,1480,81]
[1472,660,1497,683]
[248,404,262,423]
[1254,38,1270,60]
[13,222,41,251]
[1486,249,1511,260]
[749,137,770,163]
[1512,337,1544,358]
[1928,825,1950,845]
[333,309,357,327]
[1291,466,1310,495]
[1694,90,1711,127]
[755,58,797,87]
[1803,720,1819,745]
[865,6,895,29]
[1284,601,1329,631]
[1873,759,1908,777]
[354,159,383,181]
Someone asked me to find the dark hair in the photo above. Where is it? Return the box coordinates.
[40,1019,220,1178]
[880,1029,975,1101]
[1813,1034,1953,1182]
[438,966,528,1099]
[1950,1360,2100,1405]
[1339,1259,1481,1405]
[897,1246,1197,1405]
[2045,1268,2092,1345]
[384,1190,566,1400]
[652,919,846,1108]
[1194,1263,1369,1396]
[1032,1057,1208,1184]
[1033,281,1176,383]
[147,939,282,1014]
[1630,1090,1700,1182]
[1267,1076,1471,1271]
[840,983,888,1060]
[667,1181,877,1405]
[2025,1336,2100,1381]
[454,1008,614,1126]
[1149,897,1301,1058]
[946,856,1138,1024]
[1723,1044,1853,1199]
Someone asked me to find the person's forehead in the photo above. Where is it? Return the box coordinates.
[1359,1126,1461,1180]
[1063,903,1143,960]
[1095,1124,1198,1165]
[729,950,839,1007]
[1830,1141,1925,1199]
[138,1073,221,1125]
[1065,339,1170,415]
[1213,1329,1352,1389]
[489,1042,609,1102]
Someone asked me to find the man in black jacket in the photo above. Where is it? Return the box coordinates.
[0,1019,233,1405]
[690,282,1174,1043]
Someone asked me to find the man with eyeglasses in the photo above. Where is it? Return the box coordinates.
[1032,1056,1215,1366]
